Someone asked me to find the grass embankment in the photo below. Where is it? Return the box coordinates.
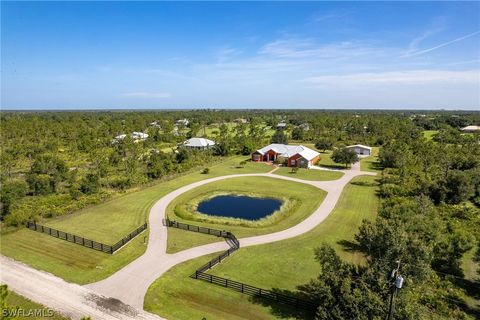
[0,157,271,284]
[273,167,344,181]
[167,176,326,253]
[4,290,68,320]
[145,175,379,319]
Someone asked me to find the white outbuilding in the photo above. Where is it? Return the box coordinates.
[346,144,372,156]
[182,137,216,150]
[460,125,480,133]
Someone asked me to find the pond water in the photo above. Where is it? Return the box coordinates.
[197,195,283,220]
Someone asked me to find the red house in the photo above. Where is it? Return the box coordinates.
[252,144,320,168]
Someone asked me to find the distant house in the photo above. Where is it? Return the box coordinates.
[112,132,149,144]
[176,119,189,127]
[346,144,372,156]
[276,122,287,130]
[149,121,161,128]
[298,123,310,131]
[251,144,320,168]
[181,137,215,149]
[234,118,248,124]
[460,125,480,133]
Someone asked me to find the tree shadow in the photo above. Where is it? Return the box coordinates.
[350,180,377,187]
[449,277,480,318]
[249,288,317,319]
[337,239,363,253]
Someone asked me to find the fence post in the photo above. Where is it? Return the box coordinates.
[101,243,104,251]
[195,271,198,279]
[241,283,244,293]
[225,278,228,287]
[110,246,113,254]
[209,274,213,283]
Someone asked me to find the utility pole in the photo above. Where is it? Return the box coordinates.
[386,260,404,320]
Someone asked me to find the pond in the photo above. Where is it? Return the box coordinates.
[197,195,283,220]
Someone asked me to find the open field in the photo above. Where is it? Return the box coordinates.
[423,130,439,141]
[166,176,326,253]
[145,175,379,319]
[4,290,68,320]
[0,156,272,284]
[273,166,344,181]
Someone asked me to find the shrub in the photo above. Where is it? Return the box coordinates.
[201,167,210,174]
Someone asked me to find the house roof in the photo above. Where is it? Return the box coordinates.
[183,137,215,147]
[132,132,149,139]
[460,125,480,131]
[256,144,319,161]
[346,144,372,150]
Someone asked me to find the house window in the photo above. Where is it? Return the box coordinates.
[253,154,260,161]
[291,159,296,165]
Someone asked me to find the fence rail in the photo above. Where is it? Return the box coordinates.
[193,271,317,310]
[164,219,317,311]
[26,221,147,254]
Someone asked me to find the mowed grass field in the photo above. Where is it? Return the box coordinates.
[0,156,272,284]
[4,290,68,320]
[423,130,439,141]
[144,175,379,319]
[166,176,326,253]
[273,167,344,181]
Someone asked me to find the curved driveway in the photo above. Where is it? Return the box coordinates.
[87,163,376,309]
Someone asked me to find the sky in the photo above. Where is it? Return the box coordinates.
[1,1,480,110]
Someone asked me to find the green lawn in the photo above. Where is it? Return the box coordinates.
[4,289,68,320]
[316,151,345,169]
[145,175,379,319]
[360,147,382,173]
[167,176,326,253]
[0,156,272,284]
[273,167,344,181]
[423,130,439,141]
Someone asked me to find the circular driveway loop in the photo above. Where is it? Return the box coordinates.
[86,163,376,309]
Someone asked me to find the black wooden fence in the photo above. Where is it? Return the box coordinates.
[193,271,317,310]
[26,221,147,254]
[164,219,317,311]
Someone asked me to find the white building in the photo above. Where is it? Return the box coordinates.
[346,144,372,156]
[181,137,215,149]
[460,125,480,133]
[112,132,149,144]
[176,119,189,127]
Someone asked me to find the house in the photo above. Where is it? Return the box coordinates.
[234,118,248,124]
[149,121,161,128]
[346,144,372,156]
[181,137,215,149]
[460,125,480,133]
[276,122,287,130]
[131,132,149,141]
[298,123,310,131]
[176,119,189,127]
[112,132,149,144]
[251,144,320,168]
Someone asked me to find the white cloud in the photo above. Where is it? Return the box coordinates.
[259,38,385,60]
[305,70,480,86]
[403,30,480,57]
[120,92,171,98]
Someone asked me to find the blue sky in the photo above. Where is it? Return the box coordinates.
[1,1,479,110]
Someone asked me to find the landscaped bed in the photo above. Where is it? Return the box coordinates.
[145,175,380,320]
[166,176,326,253]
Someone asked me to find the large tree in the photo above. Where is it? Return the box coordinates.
[331,148,358,168]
